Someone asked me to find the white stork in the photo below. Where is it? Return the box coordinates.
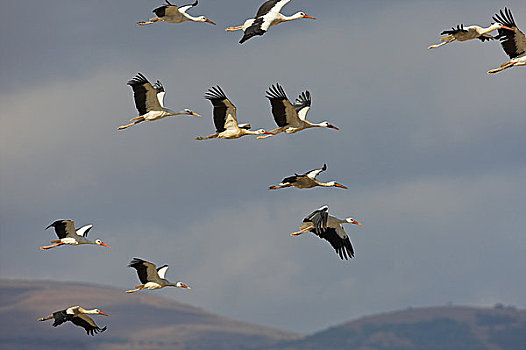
[40,220,110,251]
[258,83,339,139]
[427,22,511,50]
[269,164,348,190]
[137,0,216,26]
[126,258,191,293]
[118,73,201,130]
[38,306,108,336]
[291,206,363,260]
[226,0,316,44]
[488,8,526,74]
[196,86,275,140]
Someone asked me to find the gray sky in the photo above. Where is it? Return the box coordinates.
[1,0,525,334]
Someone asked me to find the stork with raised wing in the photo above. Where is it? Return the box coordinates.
[196,86,274,140]
[38,306,108,336]
[258,83,339,139]
[269,164,348,190]
[137,0,216,26]
[126,258,191,293]
[40,220,110,251]
[118,73,201,130]
[488,8,526,74]
[427,22,510,49]
[291,206,363,260]
[226,0,316,44]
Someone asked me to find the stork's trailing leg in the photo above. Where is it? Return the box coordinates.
[269,184,292,190]
[290,226,314,237]
[195,133,219,140]
[137,18,162,25]
[118,117,145,130]
[225,25,244,32]
[125,285,146,293]
[488,61,516,74]
[427,37,456,49]
[40,242,64,250]
[38,314,54,322]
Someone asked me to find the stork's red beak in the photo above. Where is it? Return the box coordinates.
[191,112,202,117]
[352,221,363,226]
[98,311,109,316]
[205,19,216,25]
[181,284,191,290]
[264,131,275,135]
[100,242,111,248]
[328,124,339,130]
[335,183,348,189]
[501,25,514,31]
[303,15,316,20]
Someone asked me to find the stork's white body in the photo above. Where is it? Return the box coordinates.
[428,23,504,49]
[40,220,110,250]
[227,0,315,44]
[137,1,216,26]
[126,258,191,293]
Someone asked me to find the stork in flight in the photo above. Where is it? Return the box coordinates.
[427,22,511,49]
[488,8,526,74]
[126,258,191,293]
[38,306,108,336]
[196,86,274,140]
[118,73,201,130]
[269,164,348,190]
[226,0,316,44]
[40,220,110,251]
[137,0,216,26]
[258,83,339,139]
[291,206,363,260]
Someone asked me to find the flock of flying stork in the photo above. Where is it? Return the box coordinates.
[36,0,523,337]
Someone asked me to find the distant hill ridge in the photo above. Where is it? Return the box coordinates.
[1,280,525,350]
[266,304,526,350]
[0,279,300,350]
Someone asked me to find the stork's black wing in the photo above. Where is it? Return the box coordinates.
[71,315,107,336]
[205,86,237,133]
[128,258,151,284]
[127,73,162,115]
[315,227,355,260]
[266,84,299,127]
[493,8,526,59]
[294,90,311,117]
[152,81,164,94]
[255,0,280,17]
[441,24,467,35]
[240,17,266,44]
[303,206,328,234]
[52,309,71,327]
[45,220,75,239]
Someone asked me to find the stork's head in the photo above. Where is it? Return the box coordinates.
[328,181,348,189]
[183,109,202,117]
[197,16,216,25]
[296,12,316,20]
[87,309,109,316]
[492,22,514,31]
[95,239,111,248]
[321,121,339,130]
[345,218,363,226]
[175,281,191,290]
[255,129,275,135]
